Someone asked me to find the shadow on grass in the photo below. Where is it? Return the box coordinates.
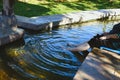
[62,0,120,10]
[87,0,120,9]
[14,1,51,17]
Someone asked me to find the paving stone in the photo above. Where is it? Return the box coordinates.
[73,48,120,80]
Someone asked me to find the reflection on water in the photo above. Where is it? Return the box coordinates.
[0,20,119,80]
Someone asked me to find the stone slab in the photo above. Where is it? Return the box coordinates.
[73,48,120,80]
[1,9,120,30]
[0,28,24,46]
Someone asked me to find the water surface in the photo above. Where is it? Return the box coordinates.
[0,20,119,80]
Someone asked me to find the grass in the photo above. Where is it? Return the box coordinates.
[0,0,120,17]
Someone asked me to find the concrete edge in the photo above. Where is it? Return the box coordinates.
[73,48,120,80]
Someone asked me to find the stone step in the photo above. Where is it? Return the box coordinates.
[0,28,24,46]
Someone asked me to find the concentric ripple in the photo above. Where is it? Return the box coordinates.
[2,21,118,80]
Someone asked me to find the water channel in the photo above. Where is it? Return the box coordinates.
[0,20,119,80]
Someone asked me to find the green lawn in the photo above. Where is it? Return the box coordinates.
[0,0,120,17]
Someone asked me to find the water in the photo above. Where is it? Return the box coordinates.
[0,20,119,80]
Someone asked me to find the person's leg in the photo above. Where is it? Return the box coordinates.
[67,34,103,52]
[88,38,120,50]
[68,33,120,52]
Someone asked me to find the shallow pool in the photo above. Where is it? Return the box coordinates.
[0,20,119,80]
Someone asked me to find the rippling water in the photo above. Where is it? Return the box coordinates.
[0,20,119,80]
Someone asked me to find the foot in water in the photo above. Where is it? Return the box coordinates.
[67,43,90,52]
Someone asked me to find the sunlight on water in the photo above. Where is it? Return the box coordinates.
[0,20,119,80]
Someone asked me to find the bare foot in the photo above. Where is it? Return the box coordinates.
[67,43,90,52]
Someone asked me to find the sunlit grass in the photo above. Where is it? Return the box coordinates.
[0,0,119,17]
